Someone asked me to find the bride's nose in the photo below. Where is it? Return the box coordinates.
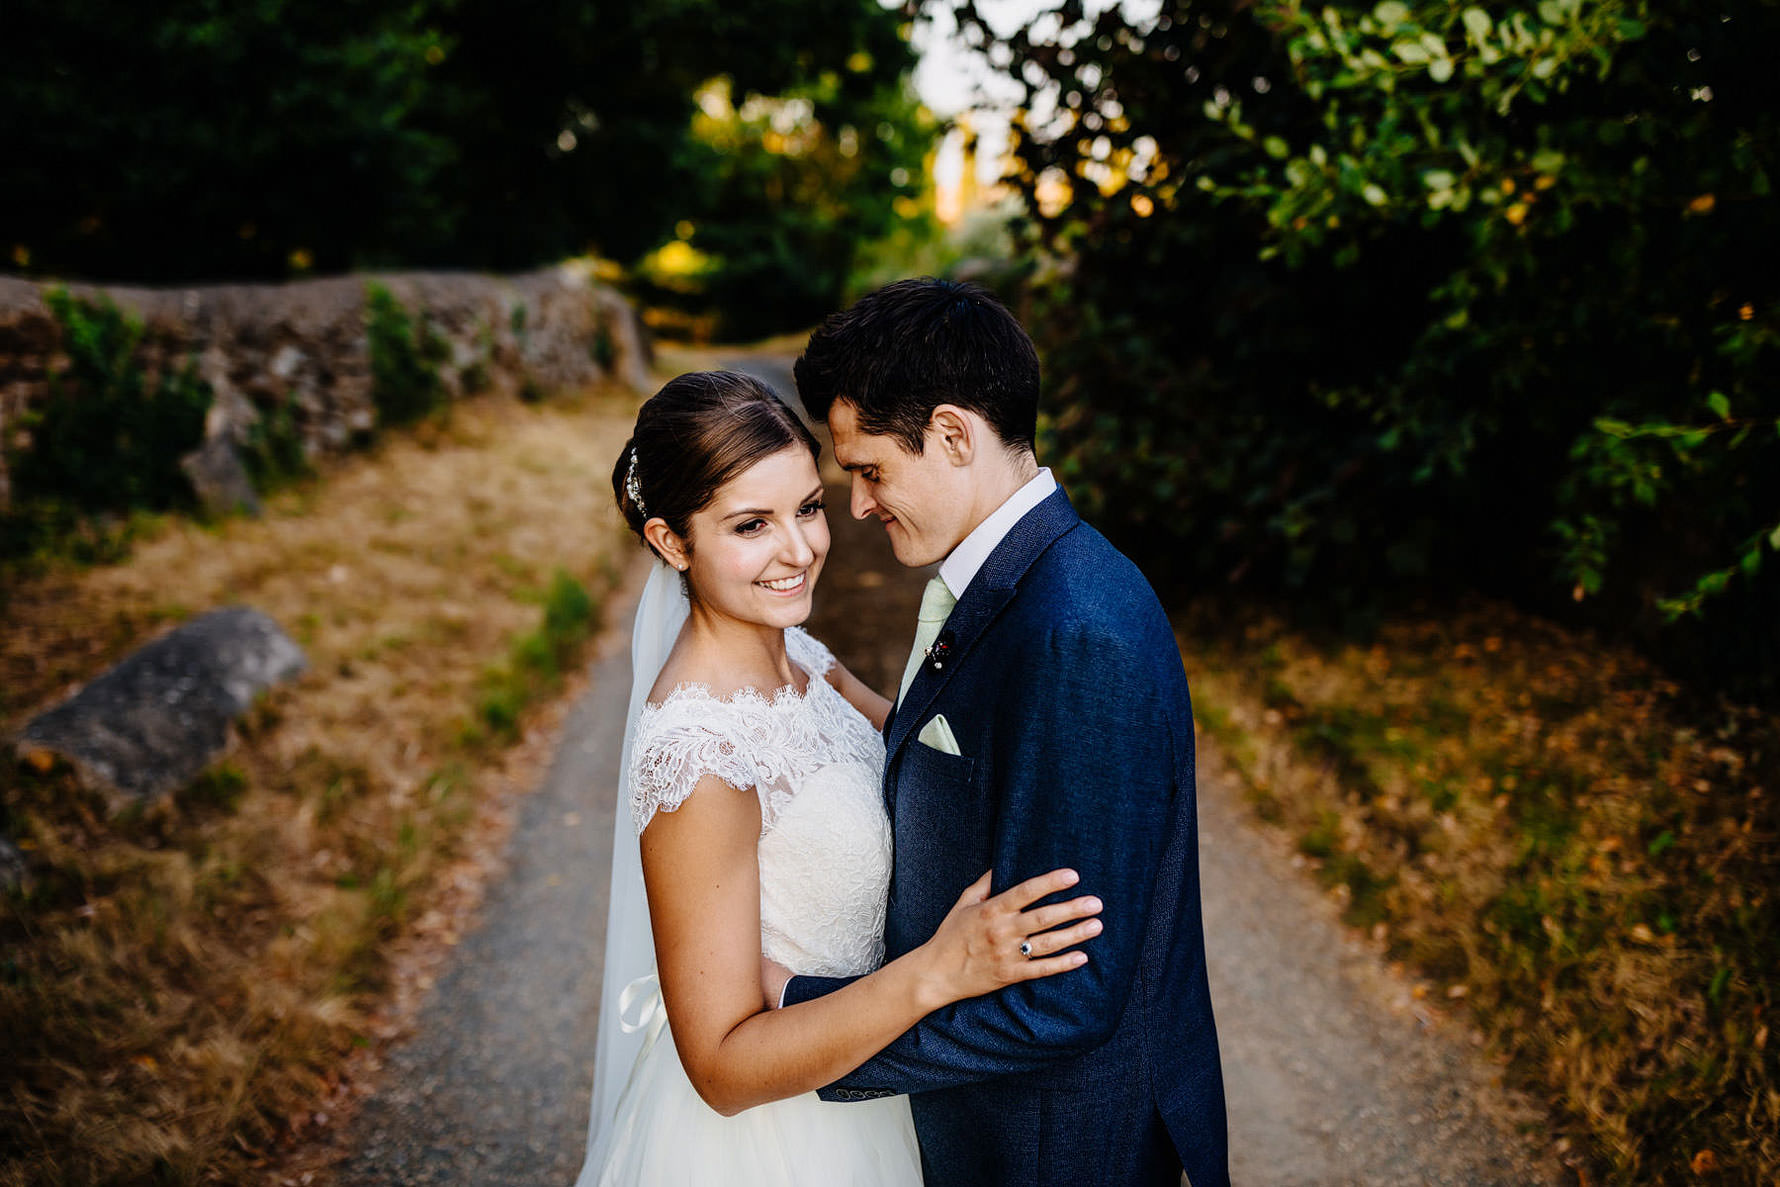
[782,520,817,568]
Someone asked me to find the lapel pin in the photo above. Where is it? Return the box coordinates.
[926,630,954,672]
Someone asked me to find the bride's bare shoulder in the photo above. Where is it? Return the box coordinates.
[647,647,778,706]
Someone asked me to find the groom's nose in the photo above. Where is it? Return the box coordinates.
[849,476,877,521]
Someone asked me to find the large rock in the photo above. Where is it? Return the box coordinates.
[17,607,307,806]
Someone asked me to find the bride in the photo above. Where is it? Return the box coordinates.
[575,371,1102,1185]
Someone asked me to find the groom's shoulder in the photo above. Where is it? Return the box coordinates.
[1022,519,1169,637]
[1034,516,1150,594]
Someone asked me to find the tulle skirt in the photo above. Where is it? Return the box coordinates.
[585,1021,922,1186]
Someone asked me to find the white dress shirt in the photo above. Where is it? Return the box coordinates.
[936,468,1057,601]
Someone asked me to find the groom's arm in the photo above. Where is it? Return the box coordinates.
[784,621,1178,1096]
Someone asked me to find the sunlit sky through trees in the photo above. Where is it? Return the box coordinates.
[914,0,1162,209]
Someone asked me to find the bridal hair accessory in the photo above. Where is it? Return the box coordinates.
[625,446,646,516]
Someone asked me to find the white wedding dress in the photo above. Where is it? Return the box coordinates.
[584,624,922,1186]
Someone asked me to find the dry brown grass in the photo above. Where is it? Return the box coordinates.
[0,386,638,1185]
[1179,601,1779,1186]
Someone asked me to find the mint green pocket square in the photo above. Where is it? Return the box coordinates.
[916,713,962,756]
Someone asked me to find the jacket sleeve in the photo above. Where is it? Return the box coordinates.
[783,621,1178,1098]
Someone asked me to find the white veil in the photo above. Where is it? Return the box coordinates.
[577,557,689,1184]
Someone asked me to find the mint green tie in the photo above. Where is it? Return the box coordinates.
[898,575,957,705]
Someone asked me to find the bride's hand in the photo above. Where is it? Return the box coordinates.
[913,868,1102,1009]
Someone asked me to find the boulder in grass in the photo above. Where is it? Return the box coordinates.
[16,607,307,807]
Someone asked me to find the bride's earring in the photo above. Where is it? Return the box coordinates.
[643,518,691,574]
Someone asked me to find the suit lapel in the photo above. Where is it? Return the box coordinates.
[883,487,1081,765]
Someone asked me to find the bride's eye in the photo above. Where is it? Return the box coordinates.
[735,518,767,535]
[797,499,825,518]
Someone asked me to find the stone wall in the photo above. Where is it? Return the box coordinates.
[0,265,650,509]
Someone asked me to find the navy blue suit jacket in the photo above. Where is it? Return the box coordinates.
[785,488,1228,1187]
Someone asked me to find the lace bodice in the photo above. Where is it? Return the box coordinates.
[629,627,890,978]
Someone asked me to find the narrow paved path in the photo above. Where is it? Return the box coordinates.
[330,356,1564,1185]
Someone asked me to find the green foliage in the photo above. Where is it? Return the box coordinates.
[639,72,938,339]
[241,399,311,493]
[2,290,211,561]
[14,290,213,512]
[953,0,1778,696]
[590,324,616,372]
[1204,0,1780,627]
[471,569,599,745]
[363,282,448,430]
[181,762,248,814]
[849,198,1028,304]
[540,568,596,646]
[5,0,919,283]
[5,0,455,280]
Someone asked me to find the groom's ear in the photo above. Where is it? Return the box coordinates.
[927,405,977,467]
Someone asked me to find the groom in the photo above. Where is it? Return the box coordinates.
[782,279,1229,1186]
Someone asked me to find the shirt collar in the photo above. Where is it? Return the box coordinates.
[938,467,1057,601]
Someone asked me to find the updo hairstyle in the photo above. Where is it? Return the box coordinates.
[613,371,821,561]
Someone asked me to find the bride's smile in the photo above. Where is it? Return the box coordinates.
[758,571,809,594]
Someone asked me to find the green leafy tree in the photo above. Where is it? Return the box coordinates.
[643,70,938,338]
[943,0,1777,697]
[3,0,918,280]
[4,0,456,279]
[1197,0,1779,626]
[408,0,919,273]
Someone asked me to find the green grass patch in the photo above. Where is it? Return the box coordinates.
[180,761,249,814]
[471,569,601,745]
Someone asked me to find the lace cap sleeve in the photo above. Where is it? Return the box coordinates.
[628,702,770,835]
[784,625,836,678]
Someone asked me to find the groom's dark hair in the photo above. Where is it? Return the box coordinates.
[794,278,1039,455]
